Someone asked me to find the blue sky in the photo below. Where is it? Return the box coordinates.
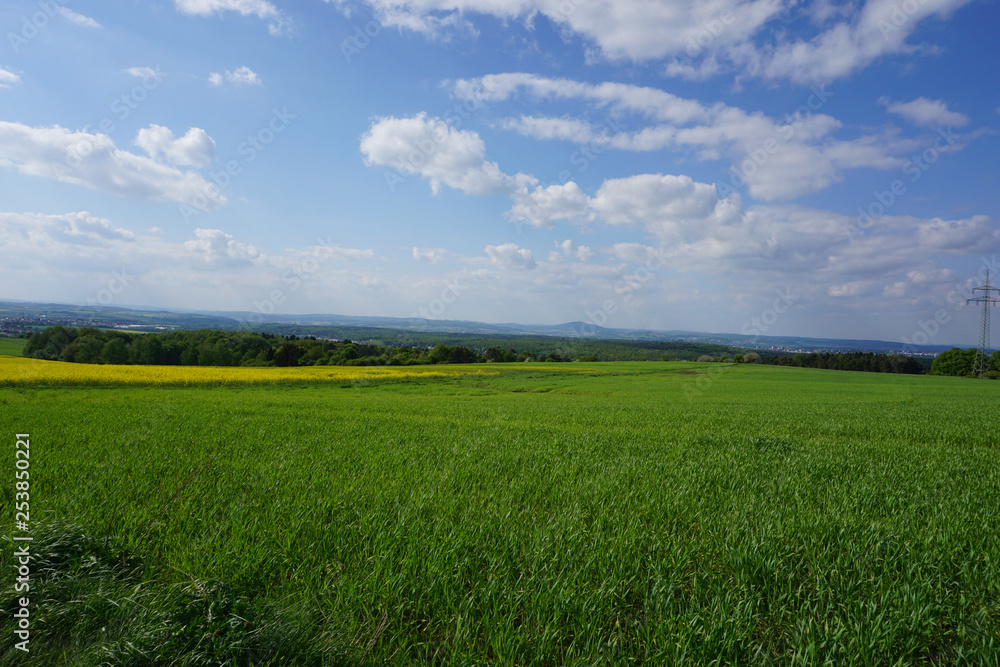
[1,0,998,345]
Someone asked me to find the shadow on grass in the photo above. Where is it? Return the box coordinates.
[0,522,344,666]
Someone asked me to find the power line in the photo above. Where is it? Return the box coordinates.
[967,270,1000,378]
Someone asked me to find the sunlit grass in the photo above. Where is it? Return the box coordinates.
[1,363,998,664]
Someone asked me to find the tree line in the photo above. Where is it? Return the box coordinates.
[929,348,1000,378]
[21,327,584,367]
[759,351,926,374]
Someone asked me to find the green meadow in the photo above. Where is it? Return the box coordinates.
[0,338,26,358]
[1,362,998,665]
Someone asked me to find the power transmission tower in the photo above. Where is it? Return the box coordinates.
[967,270,1000,378]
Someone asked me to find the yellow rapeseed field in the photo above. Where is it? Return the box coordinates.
[0,355,501,387]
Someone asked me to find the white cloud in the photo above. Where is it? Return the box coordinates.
[174,0,289,35]
[125,67,161,80]
[916,215,999,253]
[185,228,260,264]
[453,74,942,201]
[502,116,605,144]
[209,66,262,86]
[0,68,21,89]
[347,0,974,84]
[880,97,970,128]
[4,201,996,342]
[413,247,448,263]
[554,239,594,262]
[883,281,908,298]
[0,121,226,209]
[828,280,877,297]
[360,113,533,195]
[307,245,380,261]
[759,0,975,84]
[0,211,135,247]
[508,182,592,228]
[134,125,217,168]
[454,73,706,124]
[907,267,955,283]
[358,0,781,63]
[59,7,101,28]
[508,168,1000,286]
[485,243,536,270]
[591,174,741,233]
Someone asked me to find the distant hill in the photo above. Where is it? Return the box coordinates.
[0,299,957,355]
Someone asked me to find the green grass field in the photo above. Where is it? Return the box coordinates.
[0,338,26,357]
[1,361,998,665]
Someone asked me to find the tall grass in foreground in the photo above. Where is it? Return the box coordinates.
[1,363,998,665]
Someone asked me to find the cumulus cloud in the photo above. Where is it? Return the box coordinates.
[591,174,741,232]
[174,0,289,35]
[828,281,877,297]
[506,168,1000,285]
[340,0,974,84]
[360,113,533,195]
[134,125,217,168]
[485,243,536,269]
[0,68,21,89]
[352,0,778,64]
[760,0,975,84]
[209,66,262,86]
[553,239,594,262]
[880,97,971,128]
[452,73,924,201]
[0,211,135,248]
[125,67,161,80]
[185,228,261,264]
[0,210,408,317]
[907,267,955,283]
[413,247,448,263]
[59,7,101,28]
[916,215,999,253]
[508,182,592,228]
[307,245,380,261]
[0,121,227,209]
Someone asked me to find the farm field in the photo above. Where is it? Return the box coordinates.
[1,359,999,665]
[0,338,25,358]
